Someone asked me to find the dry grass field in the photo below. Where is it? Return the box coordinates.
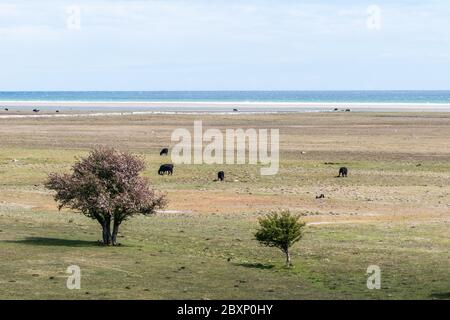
[0,112,449,299]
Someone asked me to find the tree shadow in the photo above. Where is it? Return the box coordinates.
[4,237,99,247]
[430,292,450,300]
[234,262,275,270]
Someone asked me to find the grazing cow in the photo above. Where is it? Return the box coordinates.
[345,108,351,112]
[160,148,169,156]
[158,164,173,175]
[316,194,325,199]
[217,171,225,181]
[338,167,348,177]
[233,108,239,112]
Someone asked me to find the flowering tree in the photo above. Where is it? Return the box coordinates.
[46,147,167,246]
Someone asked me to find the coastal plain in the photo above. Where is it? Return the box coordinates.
[0,111,449,299]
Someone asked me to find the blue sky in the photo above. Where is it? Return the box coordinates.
[0,0,449,90]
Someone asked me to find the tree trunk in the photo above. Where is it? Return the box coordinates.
[111,220,120,246]
[285,249,291,267]
[106,218,111,245]
[101,217,112,245]
[101,223,108,245]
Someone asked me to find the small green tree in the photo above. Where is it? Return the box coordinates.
[255,210,305,267]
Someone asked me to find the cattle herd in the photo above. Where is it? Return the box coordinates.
[1,108,61,113]
[157,148,348,184]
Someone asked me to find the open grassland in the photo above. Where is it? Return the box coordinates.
[0,112,449,299]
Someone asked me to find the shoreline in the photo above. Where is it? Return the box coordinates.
[0,111,294,119]
[1,109,450,120]
[1,100,450,111]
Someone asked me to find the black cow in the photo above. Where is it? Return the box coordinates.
[32,109,40,113]
[158,164,173,175]
[217,171,225,181]
[316,194,325,199]
[4,108,8,111]
[160,148,169,156]
[338,167,348,177]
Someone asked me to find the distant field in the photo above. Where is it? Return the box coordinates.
[0,112,449,299]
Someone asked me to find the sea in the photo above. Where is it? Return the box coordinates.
[1,91,450,113]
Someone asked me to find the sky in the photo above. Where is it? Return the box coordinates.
[0,0,449,91]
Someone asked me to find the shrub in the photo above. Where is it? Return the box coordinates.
[255,210,305,267]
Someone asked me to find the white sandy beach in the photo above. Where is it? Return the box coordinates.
[1,100,450,111]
